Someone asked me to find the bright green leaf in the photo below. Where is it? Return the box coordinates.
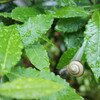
[55,17,88,33]
[0,25,23,75]
[11,7,41,22]
[85,12,100,68]
[25,44,50,70]
[48,6,89,18]
[0,78,65,99]
[7,67,83,100]
[84,12,100,81]
[57,48,78,69]
[18,14,53,46]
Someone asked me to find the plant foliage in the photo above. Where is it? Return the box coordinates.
[0,0,100,100]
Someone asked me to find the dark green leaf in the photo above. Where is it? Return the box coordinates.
[64,32,84,49]
[57,48,78,69]
[55,17,88,33]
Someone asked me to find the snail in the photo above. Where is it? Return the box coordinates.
[59,41,86,77]
[67,60,84,77]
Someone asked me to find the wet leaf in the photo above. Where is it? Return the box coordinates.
[0,25,23,75]
[48,6,89,18]
[0,78,65,99]
[11,7,41,22]
[85,12,100,68]
[18,14,53,46]
[55,17,88,33]
[7,67,83,100]
[84,12,100,81]
[25,44,50,70]
[57,48,78,69]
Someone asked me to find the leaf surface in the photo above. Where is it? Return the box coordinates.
[0,25,23,75]
[85,12,100,68]
[7,67,83,100]
[91,68,100,83]
[57,48,78,69]
[25,44,50,70]
[0,78,65,99]
[11,7,41,22]
[48,6,89,18]
[55,18,87,33]
[84,12,100,81]
[64,32,83,49]
[18,14,53,46]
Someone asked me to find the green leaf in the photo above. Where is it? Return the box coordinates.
[55,17,88,33]
[0,78,65,99]
[18,14,53,46]
[57,48,78,69]
[0,25,23,75]
[0,13,11,18]
[84,12,100,68]
[7,67,83,100]
[64,32,84,49]
[91,68,100,83]
[25,44,50,70]
[11,7,41,22]
[48,6,89,18]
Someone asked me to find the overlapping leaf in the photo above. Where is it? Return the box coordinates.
[57,48,78,69]
[55,17,88,33]
[48,6,89,18]
[0,78,65,99]
[84,12,100,81]
[25,44,50,70]
[18,14,53,46]
[0,25,23,75]
[7,67,83,100]
[11,7,41,22]
[85,12,100,68]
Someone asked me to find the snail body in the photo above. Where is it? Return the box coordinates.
[67,61,84,77]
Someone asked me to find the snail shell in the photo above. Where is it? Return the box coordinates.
[67,61,84,77]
